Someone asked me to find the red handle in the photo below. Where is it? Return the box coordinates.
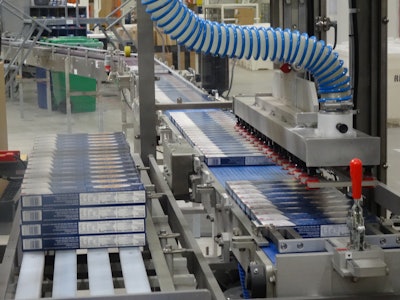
[350,158,363,200]
[0,151,20,162]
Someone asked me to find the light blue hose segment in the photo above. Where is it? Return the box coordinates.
[143,0,352,103]
[238,263,250,299]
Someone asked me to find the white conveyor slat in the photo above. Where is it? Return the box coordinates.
[52,250,77,298]
[87,248,115,296]
[15,252,45,300]
[119,247,151,294]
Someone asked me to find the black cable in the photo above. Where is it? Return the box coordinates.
[224,58,237,99]
[332,21,338,50]
[349,0,359,109]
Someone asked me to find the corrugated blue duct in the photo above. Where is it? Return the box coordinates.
[142,0,352,104]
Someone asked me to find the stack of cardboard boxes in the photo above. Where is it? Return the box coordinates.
[20,132,147,251]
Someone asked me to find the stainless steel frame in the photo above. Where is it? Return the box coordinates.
[234,95,381,167]
[136,0,157,165]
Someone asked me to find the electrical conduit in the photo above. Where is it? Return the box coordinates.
[142,0,352,105]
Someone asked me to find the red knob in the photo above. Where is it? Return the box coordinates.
[280,63,292,73]
[350,158,363,200]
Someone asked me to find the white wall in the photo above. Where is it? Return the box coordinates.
[1,0,29,34]
[326,0,400,47]
[326,0,349,46]
[387,0,400,39]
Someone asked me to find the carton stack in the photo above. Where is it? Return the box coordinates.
[168,110,273,166]
[226,179,352,238]
[20,132,146,251]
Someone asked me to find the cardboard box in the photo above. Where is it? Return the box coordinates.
[178,51,197,70]
[98,0,114,18]
[21,218,146,237]
[117,25,176,48]
[155,29,176,46]
[155,52,173,67]
[22,232,146,251]
[0,62,7,150]
[117,24,138,45]
[235,8,255,25]
[21,204,146,222]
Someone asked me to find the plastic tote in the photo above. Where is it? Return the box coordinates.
[45,37,102,113]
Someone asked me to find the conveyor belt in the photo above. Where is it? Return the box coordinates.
[52,250,77,298]
[15,248,150,299]
[167,107,356,262]
[155,74,207,104]
[15,252,45,299]
[168,109,352,237]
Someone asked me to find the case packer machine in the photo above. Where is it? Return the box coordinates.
[1,0,400,299]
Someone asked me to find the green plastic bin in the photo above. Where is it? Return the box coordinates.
[46,37,102,113]
[51,72,97,113]
[45,36,104,49]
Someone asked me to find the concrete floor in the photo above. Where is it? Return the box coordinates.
[5,64,400,194]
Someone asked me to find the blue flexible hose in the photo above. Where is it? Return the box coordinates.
[142,0,352,104]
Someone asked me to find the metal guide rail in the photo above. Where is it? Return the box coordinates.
[1,38,229,109]
[1,38,121,81]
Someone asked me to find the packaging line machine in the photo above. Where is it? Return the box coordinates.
[1,39,400,299]
[1,0,400,299]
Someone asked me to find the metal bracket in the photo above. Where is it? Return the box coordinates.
[315,16,336,32]
[214,232,231,263]
[231,236,256,262]
[163,244,188,273]
[327,238,388,279]
[159,231,181,249]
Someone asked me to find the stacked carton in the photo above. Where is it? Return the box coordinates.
[20,132,146,251]
[168,110,273,166]
[226,179,353,238]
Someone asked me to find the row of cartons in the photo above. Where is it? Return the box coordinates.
[20,132,146,251]
[226,179,353,238]
[167,110,273,166]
